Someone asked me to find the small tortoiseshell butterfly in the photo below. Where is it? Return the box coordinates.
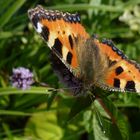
[28,5,140,96]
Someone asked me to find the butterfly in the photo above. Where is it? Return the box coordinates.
[28,5,140,96]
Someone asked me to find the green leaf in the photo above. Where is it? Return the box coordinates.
[0,0,26,28]
[67,95,92,122]
[132,132,140,140]
[25,102,83,140]
[93,96,130,140]
[25,108,64,140]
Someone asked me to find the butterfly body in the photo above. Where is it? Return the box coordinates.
[28,5,140,95]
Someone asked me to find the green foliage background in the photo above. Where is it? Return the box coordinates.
[0,0,140,140]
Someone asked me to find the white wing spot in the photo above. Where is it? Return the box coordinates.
[36,22,43,33]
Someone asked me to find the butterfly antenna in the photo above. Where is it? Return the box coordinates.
[47,86,83,94]
[36,80,84,95]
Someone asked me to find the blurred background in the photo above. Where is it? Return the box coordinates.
[0,0,140,140]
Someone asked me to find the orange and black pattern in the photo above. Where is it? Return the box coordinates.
[28,5,140,94]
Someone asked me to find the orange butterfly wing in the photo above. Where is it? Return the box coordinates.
[28,5,89,73]
[28,5,140,93]
[95,39,140,92]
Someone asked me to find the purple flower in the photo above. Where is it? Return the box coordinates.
[11,67,34,90]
